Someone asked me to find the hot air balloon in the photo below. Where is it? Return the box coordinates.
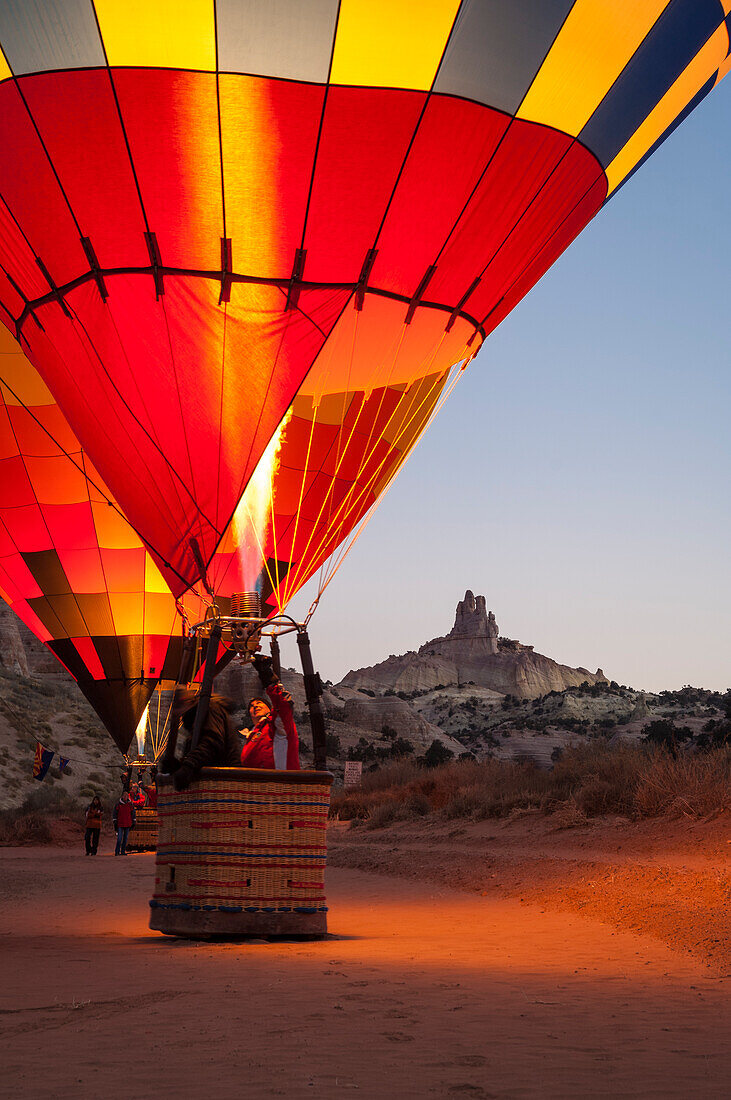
[0,324,200,752]
[1,1,728,614]
[0,2,727,935]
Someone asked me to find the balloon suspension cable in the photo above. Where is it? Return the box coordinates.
[301,352,471,612]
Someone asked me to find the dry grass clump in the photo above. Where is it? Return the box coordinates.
[0,788,80,846]
[331,744,731,828]
[635,748,731,818]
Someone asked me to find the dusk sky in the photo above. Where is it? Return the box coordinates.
[286,74,731,694]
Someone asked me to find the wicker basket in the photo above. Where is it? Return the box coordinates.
[149,768,333,937]
[127,807,158,851]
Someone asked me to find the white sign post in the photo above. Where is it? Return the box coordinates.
[343,761,363,789]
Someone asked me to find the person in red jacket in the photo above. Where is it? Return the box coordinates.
[113,792,136,856]
[129,782,146,810]
[240,655,300,771]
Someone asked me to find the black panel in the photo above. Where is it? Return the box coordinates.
[21,549,71,595]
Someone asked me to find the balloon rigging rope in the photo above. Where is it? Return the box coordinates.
[280,303,360,609]
[290,341,450,607]
[309,358,455,585]
[306,352,469,616]
[290,326,458,606]
[280,321,408,602]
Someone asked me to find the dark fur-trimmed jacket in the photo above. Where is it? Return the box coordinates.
[174,695,242,789]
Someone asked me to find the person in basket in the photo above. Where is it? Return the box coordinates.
[240,654,300,771]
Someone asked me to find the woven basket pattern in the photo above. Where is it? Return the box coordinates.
[152,775,330,913]
[128,807,158,849]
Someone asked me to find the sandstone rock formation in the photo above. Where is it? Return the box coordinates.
[341,591,607,700]
[0,605,69,680]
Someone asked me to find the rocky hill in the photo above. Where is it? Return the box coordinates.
[0,590,727,810]
[342,590,606,698]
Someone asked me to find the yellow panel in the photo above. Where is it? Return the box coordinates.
[90,499,143,550]
[144,553,171,595]
[607,25,728,193]
[331,0,460,90]
[93,0,216,70]
[0,332,55,407]
[379,372,445,450]
[0,45,10,82]
[715,51,731,86]
[518,0,671,135]
[142,592,178,634]
[109,592,145,635]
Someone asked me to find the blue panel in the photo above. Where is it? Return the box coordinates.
[217,0,339,83]
[0,0,105,75]
[607,74,716,201]
[580,0,722,168]
[435,0,574,115]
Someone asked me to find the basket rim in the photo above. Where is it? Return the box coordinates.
[157,768,333,788]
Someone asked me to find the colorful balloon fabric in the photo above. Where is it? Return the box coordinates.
[0,2,729,709]
[0,325,190,751]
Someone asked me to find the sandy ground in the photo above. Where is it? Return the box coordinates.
[0,826,729,1100]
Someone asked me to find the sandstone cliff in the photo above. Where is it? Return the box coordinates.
[342,590,607,700]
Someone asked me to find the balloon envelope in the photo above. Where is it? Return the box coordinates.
[0,2,727,612]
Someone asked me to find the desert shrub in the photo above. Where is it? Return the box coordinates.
[331,742,731,825]
[551,798,590,830]
[641,719,693,756]
[634,747,731,817]
[325,732,342,756]
[0,786,80,845]
[421,740,454,768]
[0,810,54,845]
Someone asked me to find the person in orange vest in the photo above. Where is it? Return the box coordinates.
[84,796,103,856]
[113,792,136,856]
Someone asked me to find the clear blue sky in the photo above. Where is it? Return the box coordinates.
[287,77,731,694]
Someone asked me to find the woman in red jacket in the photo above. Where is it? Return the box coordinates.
[240,655,300,771]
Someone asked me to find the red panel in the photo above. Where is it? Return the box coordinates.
[22,274,349,591]
[219,74,325,279]
[71,636,106,680]
[19,70,149,269]
[10,403,83,457]
[452,142,606,321]
[57,548,106,593]
[0,456,36,507]
[480,174,608,335]
[428,120,577,308]
[304,85,425,284]
[371,95,510,298]
[144,633,175,677]
[0,82,87,285]
[112,69,223,270]
[41,502,97,550]
[0,504,51,552]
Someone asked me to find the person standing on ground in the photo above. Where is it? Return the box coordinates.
[84,796,103,856]
[113,791,135,855]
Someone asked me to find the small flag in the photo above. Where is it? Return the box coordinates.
[59,756,70,774]
[33,743,54,781]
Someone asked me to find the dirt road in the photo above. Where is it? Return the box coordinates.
[0,843,729,1098]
